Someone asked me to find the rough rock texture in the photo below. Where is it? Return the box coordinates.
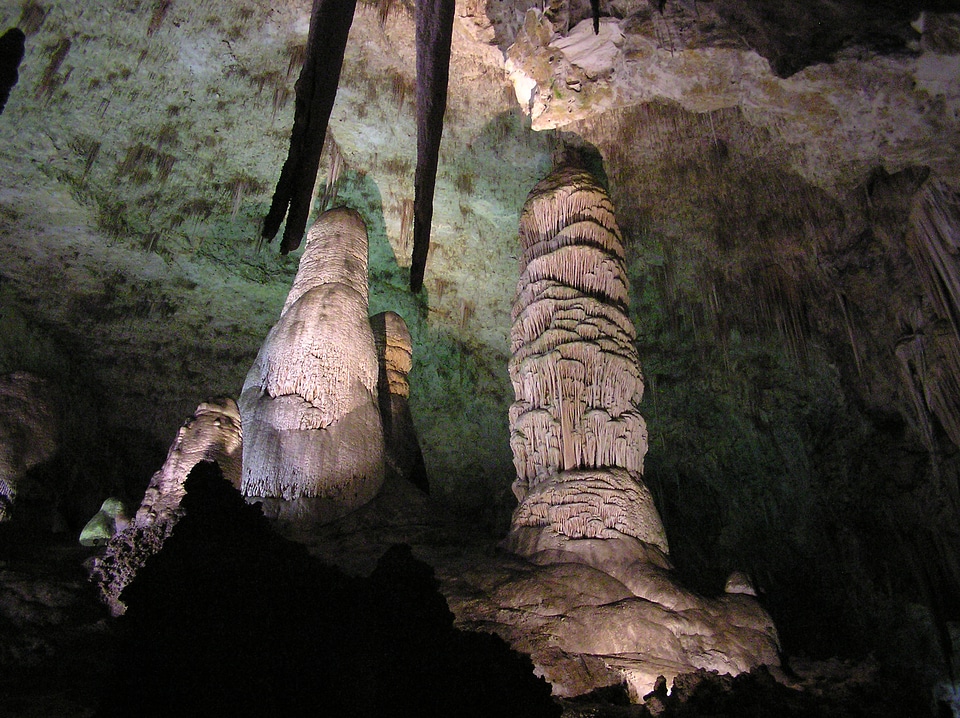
[370,310,429,493]
[498,166,779,699]
[0,371,57,522]
[78,498,129,547]
[89,397,242,615]
[134,396,243,527]
[240,207,384,523]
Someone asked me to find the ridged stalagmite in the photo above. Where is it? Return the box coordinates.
[240,207,384,523]
[370,311,428,493]
[498,166,781,699]
[505,166,665,555]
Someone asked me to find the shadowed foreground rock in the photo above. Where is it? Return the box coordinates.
[101,461,559,718]
[89,398,243,615]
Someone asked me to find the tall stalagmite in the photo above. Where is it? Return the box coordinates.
[240,207,384,523]
[499,167,781,699]
[505,166,668,556]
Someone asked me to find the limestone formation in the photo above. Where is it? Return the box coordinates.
[370,310,428,493]
[90,397,243,615]
[499,166,780,699]
[79,498,130,547]
[240,207,384,523]
[0,371,58,522]
[506,166,663,554]
[135,397,243,527]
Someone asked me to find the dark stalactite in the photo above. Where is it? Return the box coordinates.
[410,0,455,292]
[0,28,25,115]
[591,0,600,33]
[262,0,356,254]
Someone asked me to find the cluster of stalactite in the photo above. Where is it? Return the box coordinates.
[264,0,454,294]
[903,177,960,450]
[507,166,664,550]
[240,208,384,516]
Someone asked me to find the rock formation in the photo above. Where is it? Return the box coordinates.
[505,166,665,558]
[90,397,242,615]
[240,207,384,524]
[0,371,58,522]
[79,497,129,547]
[498,166,780,698]
[370,310,428,493]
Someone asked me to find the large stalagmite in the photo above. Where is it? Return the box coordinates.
[500,166,780,699]
[240,207,385,523]
[505,166,666,557]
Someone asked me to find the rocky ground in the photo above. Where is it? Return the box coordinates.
[0,473,948,718]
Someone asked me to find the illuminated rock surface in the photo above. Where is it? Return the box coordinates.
[89,397,242,615]
[240,207,384,523]
[0,0,959,714]
[495,166,780,697]
[371,310,429,492]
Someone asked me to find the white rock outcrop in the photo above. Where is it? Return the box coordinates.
[240,207,385,523]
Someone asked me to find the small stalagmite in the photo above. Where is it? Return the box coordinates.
[240,207,385,523]
[90,397,243,615]
[370,311,428,493]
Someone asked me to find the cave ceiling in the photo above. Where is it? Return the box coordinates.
[1,0,959,541]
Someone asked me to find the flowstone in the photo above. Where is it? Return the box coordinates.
[496,166,781,699]
[240,207,385,524]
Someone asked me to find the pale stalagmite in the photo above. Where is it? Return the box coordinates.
[499,166,781,699]
[91,397,243,615]
[370,310,428,493]
[240,207,384,522]
[505,166,663,552]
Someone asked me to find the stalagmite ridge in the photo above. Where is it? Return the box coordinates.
[90,397,243,615]
[241,207,384,524]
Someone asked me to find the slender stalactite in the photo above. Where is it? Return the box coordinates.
[410,0,455,292]
[262,0,356,254]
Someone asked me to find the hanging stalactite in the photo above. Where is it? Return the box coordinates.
[410,0,455,292]
[261,0,357,254]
